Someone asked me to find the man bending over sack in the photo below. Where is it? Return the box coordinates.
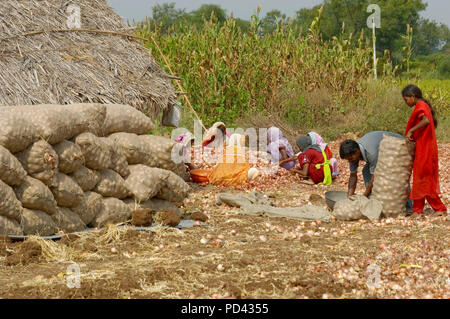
[339,131,413,211]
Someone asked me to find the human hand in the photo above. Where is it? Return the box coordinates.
[406,130,414,142]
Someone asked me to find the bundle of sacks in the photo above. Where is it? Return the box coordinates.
[0,104,189,236]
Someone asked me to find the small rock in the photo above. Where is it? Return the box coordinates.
[153,210,181,227]
[309,194,326,206]
[190,211,208,222]
[131,209,153,227]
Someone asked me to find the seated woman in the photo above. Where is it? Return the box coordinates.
[202,122,230,147]
[298,132,339,177]
[208,134,259,187]
[174,131,197,171]
[292,136,333,185]
[266,127,296,170]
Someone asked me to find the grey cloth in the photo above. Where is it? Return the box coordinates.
[296,136,322,153]
[217,192,331,222]
[349,131,403,174]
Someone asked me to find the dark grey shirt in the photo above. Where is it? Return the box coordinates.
[349,131,403,174]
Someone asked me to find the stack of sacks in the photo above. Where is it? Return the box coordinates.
[0,104,190,236]
[372,135,413,217]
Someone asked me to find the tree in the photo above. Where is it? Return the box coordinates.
[189,4,227,28]
[413,19,450,55]
[292,0,447,61]
[261,10,287,35]
[151,2,187,33]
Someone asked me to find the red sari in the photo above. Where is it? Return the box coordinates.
[405,101,443,206]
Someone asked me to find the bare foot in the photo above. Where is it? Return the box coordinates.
[409,212,423,219]
[434,211,447,217]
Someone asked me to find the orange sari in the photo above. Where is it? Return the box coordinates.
[208,145,251,186]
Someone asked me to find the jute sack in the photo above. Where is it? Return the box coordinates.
[14,176,58,216]
[332,196,368,221]
[124,165,168,202]
[124,198,182,216]
[3,105,89,144]
[93,169,129,199]
[90,197,132,228]
[0,145,27,186]
[0,179,23,222]
[53,140,84,174]
[156,170,190,203]
[139,135,186,176]
[49,173,84,208]
[0,216,23,236]
[108,133,154,165]
[0,111,38,153]
[100,137,130,177]
[74,132,112,170]
[102,104,155,136]
[71,192,103,226]
[16,140,58,186]
[67,103,106,136]
[70,166,101,192]
[52,207,86,233]
[372,135,413,217]
[21,208,58,236]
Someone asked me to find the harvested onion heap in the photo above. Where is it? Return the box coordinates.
[189,145,301,191]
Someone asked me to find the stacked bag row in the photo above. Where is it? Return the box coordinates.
[0,104,189,236]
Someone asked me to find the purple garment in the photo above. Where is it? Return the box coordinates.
[267,127,296,170]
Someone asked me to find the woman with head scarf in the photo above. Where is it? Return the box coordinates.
[266,127,296,170]
[208,133,259,186]
[202,122,230,148]
[293,135,333,185]
[298,132,339,177]
[174,131,197,173]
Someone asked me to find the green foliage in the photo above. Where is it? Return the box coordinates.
[189,4,227,27]
[138,4,449,141]
[137,12,377,127]
[409,51,450,79]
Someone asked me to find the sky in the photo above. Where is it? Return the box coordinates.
[107,0,449,26]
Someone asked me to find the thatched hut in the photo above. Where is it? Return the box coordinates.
[0,0,177,116]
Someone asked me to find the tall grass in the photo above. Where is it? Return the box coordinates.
[137,10,449,141]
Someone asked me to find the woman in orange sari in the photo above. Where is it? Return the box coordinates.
[208,134,259,186]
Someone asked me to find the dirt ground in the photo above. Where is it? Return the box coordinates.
[0,142,448,299]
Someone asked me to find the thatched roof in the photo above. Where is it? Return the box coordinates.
[0,0,177,115]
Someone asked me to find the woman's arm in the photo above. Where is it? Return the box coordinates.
[278,156,297,166]
[298,163,309,177]
[279,146,288,161]
[291,165,309,178]
[406,116,429,141]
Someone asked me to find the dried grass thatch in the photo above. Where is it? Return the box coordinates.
[0,0,177,116]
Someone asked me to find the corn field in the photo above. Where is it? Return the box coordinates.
[136,11,448,140]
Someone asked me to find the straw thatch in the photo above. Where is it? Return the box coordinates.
[0,0,177,115]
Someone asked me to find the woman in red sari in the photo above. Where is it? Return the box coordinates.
[402,84,447,216]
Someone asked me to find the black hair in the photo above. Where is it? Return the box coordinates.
[402,84,438,128]
[339,139,359,159]
[218,125,226,134]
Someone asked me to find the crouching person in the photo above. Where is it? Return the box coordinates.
[208,134,259,186]
[292,136,333,185]
[339,131,413,212]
